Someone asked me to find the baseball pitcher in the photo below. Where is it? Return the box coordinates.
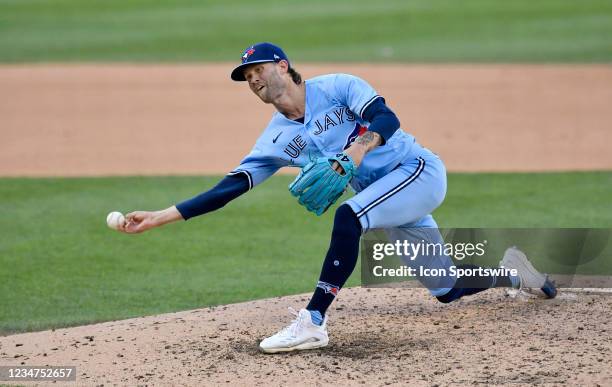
[120,43,556,353]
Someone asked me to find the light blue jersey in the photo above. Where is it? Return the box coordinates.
[230,72,454,296]
[231,73,423,191]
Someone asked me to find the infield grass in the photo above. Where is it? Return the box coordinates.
[1,0,611,63]
[0,172,611,333]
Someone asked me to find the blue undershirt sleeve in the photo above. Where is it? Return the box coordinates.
[175,173,250,220]
[362,98,401,145]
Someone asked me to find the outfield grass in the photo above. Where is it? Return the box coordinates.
[0,172,610,333]
[1,0,611,63]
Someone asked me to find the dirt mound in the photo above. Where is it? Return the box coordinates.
[1,64,611,176]
[1,287,610,386]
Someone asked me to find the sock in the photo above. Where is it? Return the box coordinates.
[509,274,520,288]
[308,310,323,326]
[436,264,519,303]
[306,204,362,318]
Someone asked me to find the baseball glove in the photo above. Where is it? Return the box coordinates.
[289,153,356,216]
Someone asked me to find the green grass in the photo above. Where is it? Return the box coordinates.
[1,0,611,63]
[0,171,610,333]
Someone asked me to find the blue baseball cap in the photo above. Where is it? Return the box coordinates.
[230,42,290,81]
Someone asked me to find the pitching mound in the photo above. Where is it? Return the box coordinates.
[1,287,610,386]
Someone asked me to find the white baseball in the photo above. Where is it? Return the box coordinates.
[106,211,125,231]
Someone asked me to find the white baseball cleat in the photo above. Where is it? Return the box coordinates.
[500,246,557,299]
[259,307,329,353]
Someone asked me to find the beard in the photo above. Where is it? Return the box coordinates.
[254,74,285,103]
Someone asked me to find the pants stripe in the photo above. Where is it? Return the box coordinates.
[356,157,425,218]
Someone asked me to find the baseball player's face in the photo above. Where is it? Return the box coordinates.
[243,62,287,104]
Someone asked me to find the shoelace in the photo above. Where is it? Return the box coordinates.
[278,307,304,338]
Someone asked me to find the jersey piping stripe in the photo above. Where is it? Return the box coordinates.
[228,170,253,190]
[356,157,425,218]
[359,95,382,118]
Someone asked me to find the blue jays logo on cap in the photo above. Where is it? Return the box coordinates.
[242,47,256,64]
[231,42,290,81]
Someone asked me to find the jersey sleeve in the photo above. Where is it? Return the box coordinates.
[228,143,286,189]
[362,97,400,145]
[175,173,250,220]
[333,73,384,119]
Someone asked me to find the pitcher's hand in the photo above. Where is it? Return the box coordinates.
[123,211,159,234]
